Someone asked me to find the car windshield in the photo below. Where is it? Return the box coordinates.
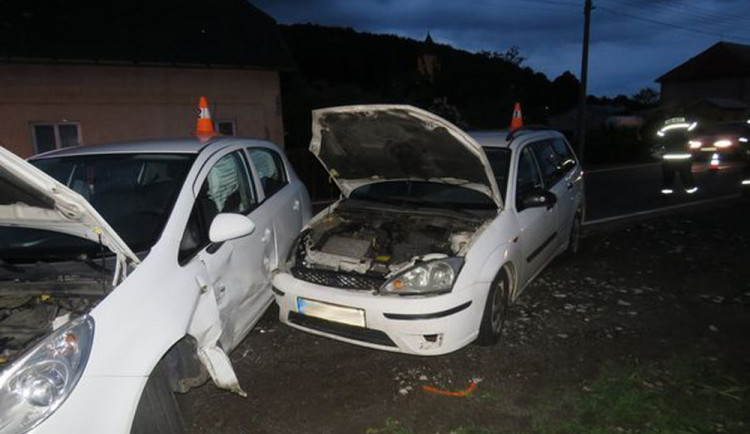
[349,180,496,211]
[0,153,195,263]
[482,147,511,202]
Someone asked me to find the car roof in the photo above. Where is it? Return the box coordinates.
[29,136,276,160]
[469,128,565,149]
[468,130,512,148]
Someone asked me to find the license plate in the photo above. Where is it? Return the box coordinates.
[297,298,366,328]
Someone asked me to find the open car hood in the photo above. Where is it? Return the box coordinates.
[0,146,140,267]
[310,105,502,208]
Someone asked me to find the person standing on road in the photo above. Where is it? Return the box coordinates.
[653,117,698,195]
[741,131,750,196]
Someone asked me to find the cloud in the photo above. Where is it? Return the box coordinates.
[253,0,750,95]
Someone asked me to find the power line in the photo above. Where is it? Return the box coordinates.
[597,5,750,43]
[604,0,750,33]
[432,0,580,16]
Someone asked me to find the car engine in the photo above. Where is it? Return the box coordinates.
[0,260,111,367]
[290,206,485,284]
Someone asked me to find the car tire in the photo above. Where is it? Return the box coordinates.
[131,361,186,434]
[477,268,510,346]
[566,210,583,256]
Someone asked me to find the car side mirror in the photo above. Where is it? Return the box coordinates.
[521,189,557,210]
[208,213,256,243]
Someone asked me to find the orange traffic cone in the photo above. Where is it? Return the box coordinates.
[510,102,523,131]
[195,96,217,140]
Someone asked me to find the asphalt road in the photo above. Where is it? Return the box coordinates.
[584,159,746,223]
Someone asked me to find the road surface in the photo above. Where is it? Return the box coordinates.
[584,159,745,223]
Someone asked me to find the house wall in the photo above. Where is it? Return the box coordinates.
[0,64,284,157]
[660,76,750,107]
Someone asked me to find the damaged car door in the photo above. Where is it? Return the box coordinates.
[246,147,303,268]
[179,148,275,352]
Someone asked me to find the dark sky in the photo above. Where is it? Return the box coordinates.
[254,0,750,96]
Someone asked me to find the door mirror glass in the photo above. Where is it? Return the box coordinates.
[209,213,256,243]
[521,189,557,210]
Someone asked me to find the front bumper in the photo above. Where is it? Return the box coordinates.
[272,271,487,356]
[29,375,146,434]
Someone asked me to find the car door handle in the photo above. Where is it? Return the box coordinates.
[293,199,300,211]
[261,228,271,243]
[566,182,573,190]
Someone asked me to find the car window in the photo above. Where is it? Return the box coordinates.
[247,148,288,198]
[483,147,511,202]
[530,140,564,186]
[27,153,194,255]
[551,138,577,173]
[516,146,544,211]
[350,181,496,211]
[179,151,256,263]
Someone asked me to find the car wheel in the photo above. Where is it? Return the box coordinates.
[477,268,510,346]
[566,210,583,256]
[131,362,186,434]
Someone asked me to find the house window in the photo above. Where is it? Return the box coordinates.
[215,120,236,136]
[31,122,82,154]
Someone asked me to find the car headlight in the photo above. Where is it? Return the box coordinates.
[688,140,702,149]
[0,316,94,434]
[286,229,311,268]
[381,258,463,295]
[714,139,732,148]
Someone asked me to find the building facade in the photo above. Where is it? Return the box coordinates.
[657,42,750,116]
[0,0,294,158]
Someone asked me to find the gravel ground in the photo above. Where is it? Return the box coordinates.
[180,198,750,433]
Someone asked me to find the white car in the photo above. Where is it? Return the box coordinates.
[0,137,311,433]
[272,105,584,356]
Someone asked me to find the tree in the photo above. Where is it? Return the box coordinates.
[548,71,580,114]
[498,45,525,66]
[632,87,659,106]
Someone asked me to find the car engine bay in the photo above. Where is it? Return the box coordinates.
[0,260,111,367]
[290,205,487,287]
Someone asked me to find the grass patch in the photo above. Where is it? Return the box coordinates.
[366,418,414,434]
[535,359,750,433]
[366,357,749,434]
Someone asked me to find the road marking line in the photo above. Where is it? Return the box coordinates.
[585,162,660,174]
[583,193,741,226]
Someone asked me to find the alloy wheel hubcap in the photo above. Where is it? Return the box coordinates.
[491,278,506,333]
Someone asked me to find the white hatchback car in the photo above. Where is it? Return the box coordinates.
[0,137,310,433]
[272,105,584,356]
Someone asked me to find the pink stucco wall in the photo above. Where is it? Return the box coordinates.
[0,64,284,157]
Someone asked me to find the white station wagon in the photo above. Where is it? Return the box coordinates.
[272,105,584,356]
[0,137,310,433]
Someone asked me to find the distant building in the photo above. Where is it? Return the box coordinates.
[656,42,750,120]
[417,33,440,83]
[0,0,294,158]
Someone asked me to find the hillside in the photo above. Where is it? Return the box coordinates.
[278,24,581,149]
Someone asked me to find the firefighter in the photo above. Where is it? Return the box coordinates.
[741,133,750,196]
[654,117,697,195]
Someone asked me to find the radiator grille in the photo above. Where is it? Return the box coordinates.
[291,267,384,290]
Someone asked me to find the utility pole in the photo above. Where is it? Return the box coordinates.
[577,0,593,164]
